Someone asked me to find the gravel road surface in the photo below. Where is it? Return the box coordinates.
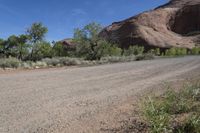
[0,56,200,133]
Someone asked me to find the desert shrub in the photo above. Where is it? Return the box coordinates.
[42,58,60,66]
[95,41,122,59]
[143,97,171,133]
[0,57,21,68]
[58,57,82,66]
[191,47,200,55]
[165,48,177,56]
[175,115,200,133]
[142,82,200,133]
[100,56,135,63]
[175,48,187,56]
[42,57,84,67]
[155,48,161,56]
[165,48,187,56]
[124,45,144,56]
[135,53,154,61]
[21,61,32,69]
[34,61,48,68]
[160,89,192,114]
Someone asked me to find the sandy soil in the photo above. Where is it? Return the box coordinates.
[0,56,200,133]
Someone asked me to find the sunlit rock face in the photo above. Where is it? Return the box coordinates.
[100,0,200,50]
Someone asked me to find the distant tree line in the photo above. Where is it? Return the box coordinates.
[0,22,200,61]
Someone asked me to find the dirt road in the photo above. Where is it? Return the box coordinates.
[0,56,200,133]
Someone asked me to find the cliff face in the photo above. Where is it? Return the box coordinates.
[100,0,200,49]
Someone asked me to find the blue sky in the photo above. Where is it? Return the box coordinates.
[0,0,168,42]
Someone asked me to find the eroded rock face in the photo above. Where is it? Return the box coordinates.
[100,0,200,49]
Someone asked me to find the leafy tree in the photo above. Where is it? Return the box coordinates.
[2,35,19,57]
[1,35,30,60]
[31,41,53,61]
[191,47,200,55]
[27,22,48,43]
[175,48,187,55]
[26,22,48,60]
[165,48,176,56]
[94,40,122,59]
[0,38,5,57]
[165,47,187,56]
[15,35,30,60]
[52,42,68,57]
[74,22,117,60]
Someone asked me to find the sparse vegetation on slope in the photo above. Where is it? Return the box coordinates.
[142,82,200,133]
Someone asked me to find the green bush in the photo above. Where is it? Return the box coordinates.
[0,58,21,68]
[95,41,122,59]
[143,97,171,133]
[191,47,200,55]
[52,42,68,57]
[135,53,154,61]
[155,48,161,56]
[176,115,200,133]
[165,48,187,56]
[124,45,144,56]
[142,82,200,133]
[176,48,187,56]
[31,41,53,61]
[100,56,135,63]
[42,58,60,66]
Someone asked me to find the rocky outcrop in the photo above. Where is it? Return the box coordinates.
[100,0,200,50]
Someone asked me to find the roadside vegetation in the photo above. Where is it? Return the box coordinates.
[142,82,200,133]
[0,22,199,69]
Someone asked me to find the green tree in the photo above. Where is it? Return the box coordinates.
[165,48,176,56]
[191,47,200,55]
[2,35,30,60]
[175,48,187,56]
[52,42,67,57]
[31,41,53,61]
[26,22,48,60]
[74,22,118,60]
[0,38,6,57]
[5,35,19,57]
[15,35,30,60]
[27,22,48,43]
[95,40,122,58]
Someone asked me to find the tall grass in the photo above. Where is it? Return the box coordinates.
[142,82,200,133]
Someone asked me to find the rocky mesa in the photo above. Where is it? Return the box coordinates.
[100,0,200,50]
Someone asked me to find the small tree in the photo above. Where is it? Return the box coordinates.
[0,38,5,57]
[95,40,122,58]
[52,42,68,57]
[31,41,53,61]
[175,48,187,56]
[27,22,48,43]
[16,35,30,60]
[191,47,200,55]
[26,22,48,60]
[74,22,120,60]
[165,48,176,56]
[155,48,161,56]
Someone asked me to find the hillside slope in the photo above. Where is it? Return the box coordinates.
[100,0,200,50]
